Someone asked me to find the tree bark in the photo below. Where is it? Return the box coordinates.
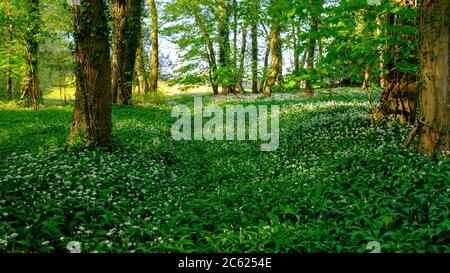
[416,0,450,156]
[149,0,159,92]
[262,0,281,97]
[69,0,112,148]
[20,0,40,109]
[112,0,141,105]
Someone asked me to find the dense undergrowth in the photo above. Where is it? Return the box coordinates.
[0,88,448,253]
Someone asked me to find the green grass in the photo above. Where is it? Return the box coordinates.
[0,88,448,253]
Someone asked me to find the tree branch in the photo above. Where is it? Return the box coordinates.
[403,114,422,148]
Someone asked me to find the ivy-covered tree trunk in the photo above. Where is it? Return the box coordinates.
[263,0,281,97]
[69,0,112,148]
[112,0,141,105]
[416,0,450,157]
[20,0,40,109]
[251,0,259,93]
[374,0,417,124]
[148,0,158,92]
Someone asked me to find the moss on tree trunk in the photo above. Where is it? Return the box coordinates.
[112,0,141,105]
[69,0,112,148]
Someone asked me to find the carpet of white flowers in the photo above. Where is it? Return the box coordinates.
[0,88,448,253]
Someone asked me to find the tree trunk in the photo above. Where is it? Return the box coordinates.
[20,0,40,109]
[135,34,148,94]
[362,66,370,89]
[259,23,270,93]
[149,0,159,92]
[204,44,217,95]
[374,0,418,124]
[305,17,318,96]
[218,0,234,94]
[7,65,12,100]
[263,0,281,97]
[194,12,219,95]
[416,0,450,157]
[69,0,112,148]
[293,25,300,72]
[277,32,283,85]
[236,24,248,93]
[7,28,12,100]
[300,49,308,69]
[379,56,386,89]
[376,14,386,89]
[318,39,323,64]
[232,0,238,75]
[112,0,141,105]
[250,0,259,93]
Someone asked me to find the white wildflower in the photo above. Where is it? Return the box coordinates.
[66,241,81,253]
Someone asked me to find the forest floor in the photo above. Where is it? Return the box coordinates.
[0,87,448,253]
